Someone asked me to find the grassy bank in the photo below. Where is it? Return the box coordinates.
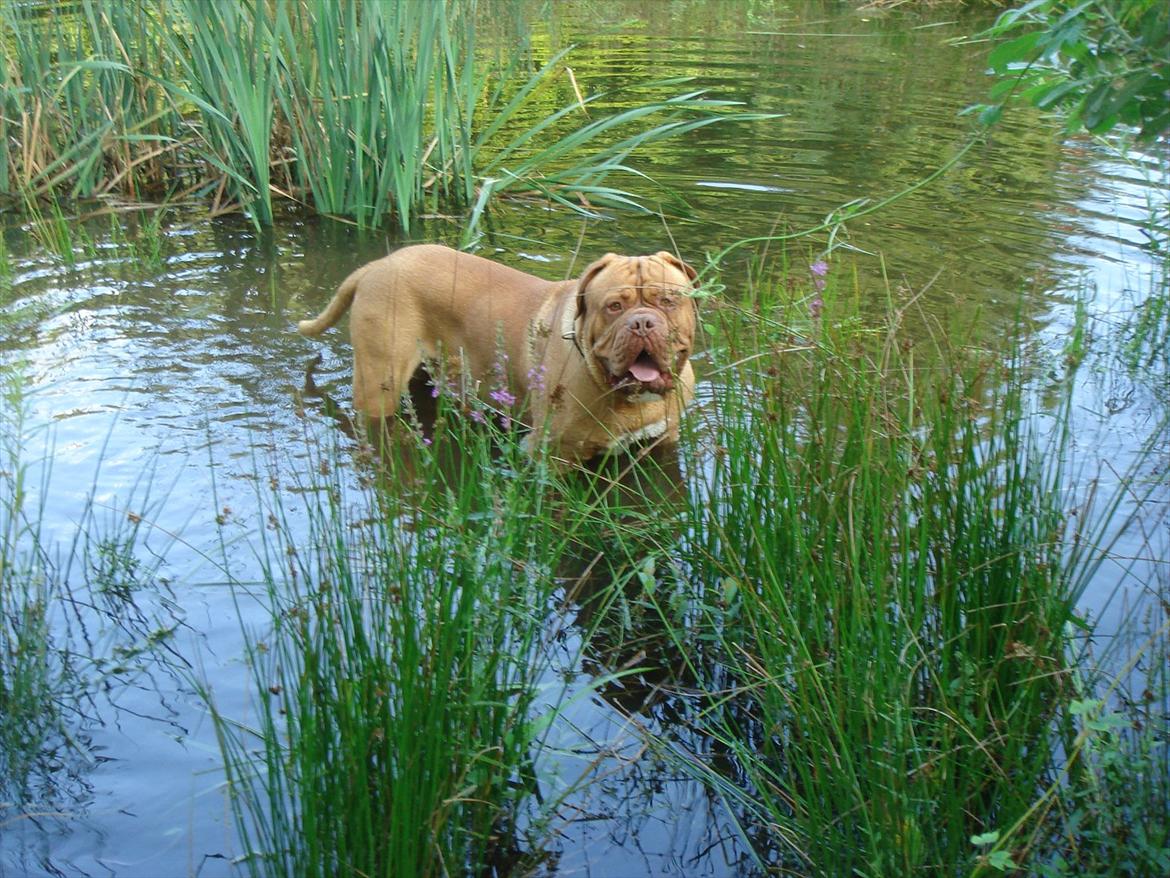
[1,0,751,235]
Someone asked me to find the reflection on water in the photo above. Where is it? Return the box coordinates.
[1,0,1166,874]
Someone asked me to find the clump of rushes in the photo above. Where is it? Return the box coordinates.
[660,267,1157,874]
[0,369,64,802]
[1,0,759,233]
[0,364,177,807]
[207,388,606,877]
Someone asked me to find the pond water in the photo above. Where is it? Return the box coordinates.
[2,1,1166,875]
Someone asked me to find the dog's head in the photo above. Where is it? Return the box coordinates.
[574,251,698,397]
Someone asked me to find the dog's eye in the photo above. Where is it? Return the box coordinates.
[659,295,678,310]
[606,301,624,313]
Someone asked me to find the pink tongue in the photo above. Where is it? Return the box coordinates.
[628,359,661,383]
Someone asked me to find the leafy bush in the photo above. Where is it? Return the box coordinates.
[979,0,1170,140]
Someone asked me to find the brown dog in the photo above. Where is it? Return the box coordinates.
[297,244,697,460]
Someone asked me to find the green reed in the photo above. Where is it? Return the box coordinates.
[631,269,1169,874]
[208,394,616,877]
[273,0,464,231]
[165,0,279,225]
[0,364,179,808]
[0,369,61,801]
[1,0,752,233]
[0,0,181,202]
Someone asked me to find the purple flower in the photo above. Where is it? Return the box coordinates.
[809,296,824,319]
[431,377,458,398]
[810,260,829,292]
[490,387,517,408]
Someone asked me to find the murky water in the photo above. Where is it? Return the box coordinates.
[2,1,1166,875]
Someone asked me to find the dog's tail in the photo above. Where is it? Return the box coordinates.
[297,264,368,336]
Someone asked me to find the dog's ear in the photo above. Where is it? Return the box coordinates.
[576,253,617,319]
[655,251,697,286]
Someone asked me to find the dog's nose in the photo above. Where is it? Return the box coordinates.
[627,310,663,336]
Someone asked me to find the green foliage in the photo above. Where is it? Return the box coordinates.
[978,0,1170,139]
[0,0,183,201]
[272,0,456,231]
[165,0,279,225]
[1046,696,1170,876]
[0,0,754,232]
[5,241,1167,872]
[1117,236,1170,402]
[0,369,64,802]
[1122,286,1170,375]
[1,364,181,810]
[210,396,585,876]
[672,293,1078,873]
[606,261,1167,875]
[0,234,10,303]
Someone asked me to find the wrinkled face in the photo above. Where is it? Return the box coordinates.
[576,251,698,397]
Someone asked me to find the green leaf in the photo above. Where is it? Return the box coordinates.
[1081,81,1116,129]
[1087,713,1128,732]
[971,830,1000,846]
[1105,72,1155,119]
[1140,106,1170,140]
[1031,80,1081,109]
[990,0,1054,36]
[988,32,1043,72]
[988,851,1017,871]
[989,78,1025,101]
[637,555,657,595]
[979,105,1005,127]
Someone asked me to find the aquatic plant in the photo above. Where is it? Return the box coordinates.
[207,400,600,876]
[164,0,280,225]
[0,0,182,202]
[0,370,64,802]
[0,367,177,810]
[0,344,194,832]
[1120,232,1170,406]
[0,0,754,233]
[196,253,1165,875]
[622,267,1170,874]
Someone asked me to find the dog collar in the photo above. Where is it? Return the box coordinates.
[559,293,613,390]
[560,292,586,360]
